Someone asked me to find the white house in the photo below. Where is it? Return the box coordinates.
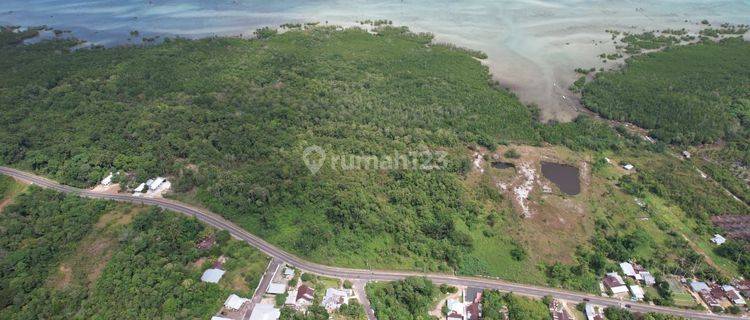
[585,304,605,320]
[622,164,634,171]
[150,177,166,190]
[620,262,637,278]
[690,281,710,292]
[101,172,114,186]
[267,283,287,295]
[640,271,656,286]
[224,294,250,311]
[604,272,628,294]
[134,182,146,193]
[201,268,226,284]
[322,288,351,311]
[629,285,645,301]
[711,234,726,245]
[249,303,280,320]
[284,267,295,278]
[445,299,465,320]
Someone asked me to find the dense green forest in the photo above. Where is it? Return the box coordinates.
[0,187,267,319]
[582,37,750,145]
[0,25,545,274]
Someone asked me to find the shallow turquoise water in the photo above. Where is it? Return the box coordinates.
[1,0,748,120]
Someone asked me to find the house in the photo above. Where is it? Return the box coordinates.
[629,285,645,301]
[603,272,628,294]
[296,285,315,305]
[620,262,638,279]
[200,268,226,284]
[150,177,166,190]
[722,285,746,305]
[682,151,691,159]
[283,267,295,279]
[584,304,605,320]
[224,294,250,311]
[466,301,481,320]
[322,288,351,311]
[640,271,656,286]
[134,182,146,193]
[549,299,572,320]
[711,234,726,245]
[248,303,280,320]
[690,281,710,293]
[698,289,721,308]
[446,299,465,320]
[101,172,114,185]
[734,280,750,298]
[622,164,634,171]
[267,282,287,295]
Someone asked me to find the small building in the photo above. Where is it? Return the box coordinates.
[620,262,637,278]
[640,271,656,286]
[150,177,166,190]
[248,303,280,320]
[711,234,726,245]
[734,280,750,298]
[283,267,295,278]
[466,301,481,320]
[603,272,628,294]
[549,299,571,320]
[723,285,746,305]
[200,268,226,284]
[446,299,465,320]
[296,285,315,305]
[134,182,146,193]
[267,282,287,295]
[622,164,634,171]
[224,294,250,311]
[322,288,350,311]
[101,172,114,185]
[698,289,721,308]
[629,285,645,301]
[584,304,605,320]
[690,281,710,292]
[682,151,691,159]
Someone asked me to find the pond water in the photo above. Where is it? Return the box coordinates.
[541,161,580,195]
[491,161,515,169]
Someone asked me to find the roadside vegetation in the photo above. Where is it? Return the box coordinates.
[0,187,267,319]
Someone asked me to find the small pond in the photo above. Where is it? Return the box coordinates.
[491,162,515,169]
[541,161,580,195]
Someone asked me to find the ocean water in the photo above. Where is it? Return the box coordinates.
[1,0,749,121]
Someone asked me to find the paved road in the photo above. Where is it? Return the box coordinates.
[243,259,282,320]
[1,166,745,320]
[352,280,377,320]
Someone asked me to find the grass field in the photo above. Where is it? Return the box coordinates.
[666,278,698,308]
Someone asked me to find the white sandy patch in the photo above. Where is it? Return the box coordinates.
[90,183,120,195]
[513,162,536,218]
[473,152,485,173]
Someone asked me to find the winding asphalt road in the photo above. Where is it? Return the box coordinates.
[1,166,745,320]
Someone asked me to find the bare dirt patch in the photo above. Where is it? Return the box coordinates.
[476,145,595,263]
